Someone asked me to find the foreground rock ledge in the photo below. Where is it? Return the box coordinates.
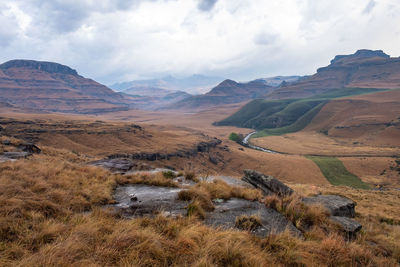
[242,169,362,239]
[242,169,294,196]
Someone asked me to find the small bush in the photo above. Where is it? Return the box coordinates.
[229,133,243,143]
[186,201,206,219]
[235,215,262,231]
[162,170,177,179]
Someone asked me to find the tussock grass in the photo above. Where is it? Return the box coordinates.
[235,215,262,231]
[0,147,399,266]
[117,172,179,188]
[264,194,333,233]
[178,179,262,212]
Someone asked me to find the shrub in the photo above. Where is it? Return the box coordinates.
[235,215,262,231]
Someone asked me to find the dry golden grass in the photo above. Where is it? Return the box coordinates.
[235,215,262,231]
[116,172,179,188]
[178,179,262,212]
[0,148,398,266]
[264,194,333,233]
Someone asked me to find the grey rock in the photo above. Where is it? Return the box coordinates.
[205,198,302,238]
[330,216,362,240]
[89,158,136,172]
[112,184,302,238]
[242,169,294,196]
[2,151,31,159]
[302,195,356,218]
[113,185,186,217]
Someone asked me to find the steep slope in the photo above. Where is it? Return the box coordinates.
[268,49,400,99]
[0,60,128,114]
[170,79,275,110]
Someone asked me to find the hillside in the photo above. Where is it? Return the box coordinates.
[0,60,129,114]
[169,79,275,110]
[268,49,400,99]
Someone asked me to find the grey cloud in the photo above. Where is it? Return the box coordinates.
[363,0,376,14]
[198,0,218,11]
[253,33,279,46]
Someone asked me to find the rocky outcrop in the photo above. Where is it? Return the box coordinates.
[242,169,294,196]
[113,184,302,238]
[240,170,362,239]
[331,216,362,240]
[205,198,302,238]
[0,140,41,162]
[107,138,222,161]
[302,194,356,218]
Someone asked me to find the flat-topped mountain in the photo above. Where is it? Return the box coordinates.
[0,60,128,113]
[268,49,400,99]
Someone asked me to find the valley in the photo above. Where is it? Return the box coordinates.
[1,49,400,266]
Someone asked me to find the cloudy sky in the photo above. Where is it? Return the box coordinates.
[1,0,400,85]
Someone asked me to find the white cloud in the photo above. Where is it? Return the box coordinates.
[0,0,399,84]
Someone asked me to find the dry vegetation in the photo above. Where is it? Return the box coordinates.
[0,146,398,266]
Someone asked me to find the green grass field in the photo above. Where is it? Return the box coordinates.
[307,156,370,189]
[216,88,388,134]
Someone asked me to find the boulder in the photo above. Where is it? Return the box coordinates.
[330,216,362,240]
[242,169,294,196]
[17,143,41,154]
[302,195,356,218]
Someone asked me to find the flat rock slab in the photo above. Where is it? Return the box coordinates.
[89,158,153,173]
[302,195,356,218]
[205,176,253,188]
[112,185,302,238]
[113,185,185,217]
[205,198,302,238]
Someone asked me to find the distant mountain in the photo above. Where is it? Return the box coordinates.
[110,74,223,94]
[267,49,400,99]
[255,76,303,87]
[216,49,400,135]
[0,60,128,114]
[121,90,192,110]
[168,79,276,110]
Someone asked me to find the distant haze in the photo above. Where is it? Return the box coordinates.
[0,0,399,85]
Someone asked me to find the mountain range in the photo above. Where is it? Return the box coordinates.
[170,76,302,110]
[267,49,400,99]
[110,74,223,94]
[216,50,400,142]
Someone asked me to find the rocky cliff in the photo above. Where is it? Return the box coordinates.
[0,59,128,113]
[267,49,400,99]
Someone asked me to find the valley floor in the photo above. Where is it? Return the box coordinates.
[0,102,399,266]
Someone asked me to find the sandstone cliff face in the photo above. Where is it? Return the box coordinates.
[0,60,128,114]
[268,50,400,99]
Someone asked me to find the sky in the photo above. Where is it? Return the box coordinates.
[1,0,400,85]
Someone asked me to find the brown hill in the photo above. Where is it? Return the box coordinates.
[0,60,129,113]
[169,79,275,110]
[268,49,400,99]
